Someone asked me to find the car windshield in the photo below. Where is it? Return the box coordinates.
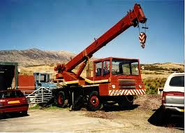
[0,90,24,98]
[169,76,184,87]
[112,59,139,75]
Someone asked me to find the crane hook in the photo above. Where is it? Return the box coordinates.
[138,22,148,49]
[139,32,147,49]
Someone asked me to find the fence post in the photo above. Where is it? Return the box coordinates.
[42,87,44,103]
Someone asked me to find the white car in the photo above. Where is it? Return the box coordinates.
[162,73,184,117]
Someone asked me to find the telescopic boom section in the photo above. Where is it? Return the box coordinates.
[55,4,147,79]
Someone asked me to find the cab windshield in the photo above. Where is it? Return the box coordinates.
[112,59,139,75]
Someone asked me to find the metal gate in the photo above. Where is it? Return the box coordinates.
[26,87,53,104]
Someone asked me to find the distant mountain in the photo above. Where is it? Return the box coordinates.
[0,48,184,73]
[0,48,76,66]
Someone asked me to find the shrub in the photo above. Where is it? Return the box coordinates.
[143,78,167,94]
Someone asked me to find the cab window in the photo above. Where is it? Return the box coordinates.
[95,62,102,76]
[112,59,139,75]
[169,76,184,87]
[103,61,110,75]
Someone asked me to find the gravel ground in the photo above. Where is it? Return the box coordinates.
[0,95,184,133]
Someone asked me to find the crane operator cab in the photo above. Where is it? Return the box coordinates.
[95,58,139,77]
[91,57,145,98]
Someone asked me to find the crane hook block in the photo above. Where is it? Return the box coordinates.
[139,32,147,49]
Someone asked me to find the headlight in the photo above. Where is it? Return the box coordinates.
[112,85,116,89]
[138,85,142,89]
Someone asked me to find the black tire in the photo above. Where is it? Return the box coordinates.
[22,111,28,116]
[87,91,101,111]
[161,109,171,125]
[56,91,66,108]
[118,96,134,108]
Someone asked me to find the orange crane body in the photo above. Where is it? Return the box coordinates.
[54,4,147,111]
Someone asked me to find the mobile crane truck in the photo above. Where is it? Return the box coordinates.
[53,3,147,111]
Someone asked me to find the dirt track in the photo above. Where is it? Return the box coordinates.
[0,95,184,133]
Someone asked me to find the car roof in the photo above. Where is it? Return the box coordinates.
[0,89,21,93]
[169,73,185,76]
[93,57,139,63]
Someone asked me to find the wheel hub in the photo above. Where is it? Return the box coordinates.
[90,96,99,107]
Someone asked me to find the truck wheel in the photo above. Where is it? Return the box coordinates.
[118,96,133,108]
[57,91,66,108]
[87,91,101,111]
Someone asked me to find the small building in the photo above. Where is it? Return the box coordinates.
[0,62,18,90]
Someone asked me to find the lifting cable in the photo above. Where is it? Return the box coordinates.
[138,22,148,49]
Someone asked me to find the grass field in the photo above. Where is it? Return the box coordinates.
[19,62,184,94]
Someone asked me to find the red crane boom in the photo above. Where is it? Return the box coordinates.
[55,3,147,81]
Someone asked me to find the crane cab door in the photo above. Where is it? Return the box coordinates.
[94,60,110,80]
